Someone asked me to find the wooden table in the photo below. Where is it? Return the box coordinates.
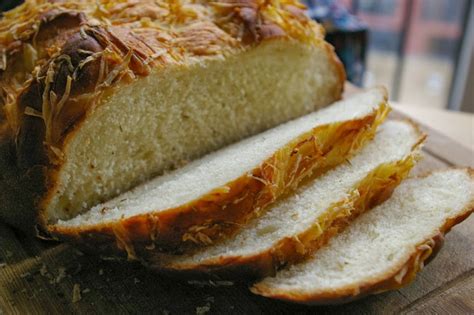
[1,107,473,314]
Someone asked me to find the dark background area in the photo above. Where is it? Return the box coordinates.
[0,0,23,12]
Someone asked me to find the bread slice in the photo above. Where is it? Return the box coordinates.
[156,120,425,275]
[252,169,474,304]
[0,0,344,234]
[51,88,388,254]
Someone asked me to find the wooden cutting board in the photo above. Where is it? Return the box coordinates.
[1,111,473,315]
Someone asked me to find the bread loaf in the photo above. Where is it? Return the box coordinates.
[0,0,344,232]
[51,88,388,254]
[252,169,474,304]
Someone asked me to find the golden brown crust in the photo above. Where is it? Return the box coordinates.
[251,168,474,305]
[50,101,388,256]
[0,0,344,233]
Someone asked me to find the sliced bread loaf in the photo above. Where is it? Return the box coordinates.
[156,120,425,276]
[0,0,344,234]
[51,88,388,254]
[252,169,474,304]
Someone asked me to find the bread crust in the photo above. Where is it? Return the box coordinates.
[251,168,474,305]
[50,100,388,255]
[0,0,345,233]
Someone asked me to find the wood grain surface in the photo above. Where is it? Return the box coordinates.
[0,112,473,315]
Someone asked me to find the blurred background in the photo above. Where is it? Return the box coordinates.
[1,0,473,113]
[306,0,473,113]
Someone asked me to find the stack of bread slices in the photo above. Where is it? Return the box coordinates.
[0,0,472,305]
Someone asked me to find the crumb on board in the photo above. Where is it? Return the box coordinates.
[82,288,91,294]
[55,267,67,283]
[99,269,104,276]
[195,296,214,315]
[39,264,48,276]
[72,284,81,303]
[195,304,211,315]
[0,262,6,268]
